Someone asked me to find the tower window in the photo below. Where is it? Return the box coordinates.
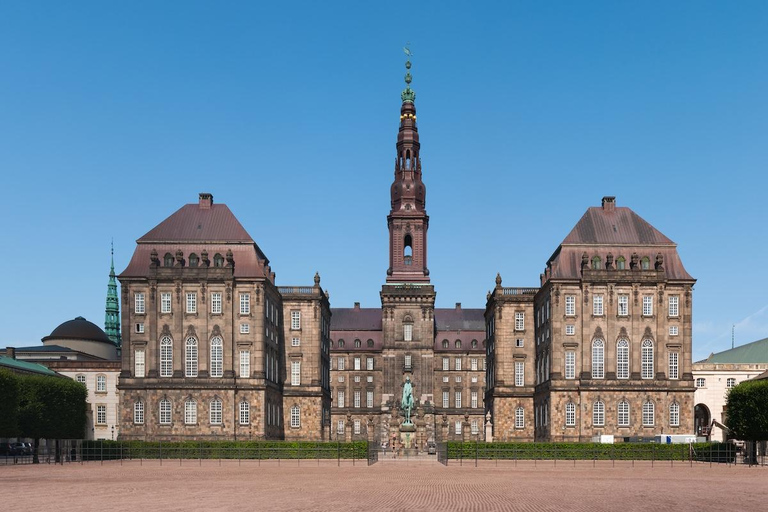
[403,235,413,266]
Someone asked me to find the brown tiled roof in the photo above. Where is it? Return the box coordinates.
[138,204,254,243]
[331,308,382,331]
[561,206,674,246]
[330,331,383,351]
[435,308,485,331]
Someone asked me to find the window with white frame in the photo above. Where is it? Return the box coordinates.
[642,296,653,316]
[455,420,462,435]
[403,323,413,342]
[292,337,300,347]
[455,358,462,371]
[471,391,478,408]
[668,296,679,317]
[565,350,575,379]
[696,377,706,388]
[367,390,373,408]
[618,295,628,316]
[210,399,222,425]
[455,391,461,408]
[471,358,478,371]
[354,357,361,371]
[353,390,361,408]
[442,391,449,408]
[134,401,144,424]
[515,361,524,386]
[455,376,462,383]
[565,324,575,336]
[337,390,345,408]
[96,404,106,425]
[354,419,361,434]
[239,350,250,378]
[184,400,197,425]
[96,374,106,392]
[291,405,301,428]
[337,419,344,434]
[592,339,605,379]
[471,419,479,435]
[727,377,736,388]
[618,400,630,426]
[367,357,374,371]
[240,323,249,334]
[641,339,654,379]
[337,357,345,371]
[161,292,172,313]
[159,399,171,424]
[515,312,525,331]
[135,322,144,334]
[404,354,412,369]
[186,292,197,314]
[516,338,525,347]
[210,337,223,378]
[669,402,680,427]
[593,295,604,316]
[135,293,145,314]
[291,311,301,330]
[565,295,576,316]
[240,401,250,425]
[515,407,525,428]
[185,337,198,377]
[442,357,449,371]
[76,374,86,384]
[210,292,222,314]
[617,339,629,379]
[134,349,145,378]
[291,361,301,386]
[642,401,654,426]
[668,352,679,380]
[593,401,605,426]
[565,402,575,427]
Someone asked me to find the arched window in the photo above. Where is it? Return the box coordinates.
[515,406,525,429]
[592,256,601,270]
[185,336,198,377]
[163,253,174,267]
[565,402,576,427]
[354,339,361,348]
[669,402,680,427]
[471,339,478,349]
[641,257,650,270]
[591,339,605,379]
[616,256,626,270]
[403,317,413,342]
[618,400,630,426]
[159,398,171,424]
[188,253,199,267]
[160,336,173,377]
[455,340,462,349]
[239,401,250,425]
[617,339,629,379]
[210,337,223,378]
[641,339,654,379]
[134,401,144,424]
[184,399,197,425]
[338,339,345,348]
[213,253,224,267]
[642,401,655,426]
[210,398,222,425]
[593,401,605,426]
[405,149,411,169]
[290,404,301,428]
[442,339,449,349]
[367,339,374,348]
[403,235,413,266]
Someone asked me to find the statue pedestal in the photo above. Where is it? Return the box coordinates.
[399,423,416,449]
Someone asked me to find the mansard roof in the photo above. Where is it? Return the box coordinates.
[331,307,382,331]
[138,203,253,243]
[434,307,485,331]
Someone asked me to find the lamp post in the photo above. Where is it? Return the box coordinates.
[111,426,114,440]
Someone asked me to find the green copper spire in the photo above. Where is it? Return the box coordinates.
[105,241,121,346]
[401,45,416,103]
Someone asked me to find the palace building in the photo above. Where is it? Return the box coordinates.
[115,57,696,443]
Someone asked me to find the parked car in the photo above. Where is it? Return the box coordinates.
[23,442,34,455]
[12,442,31,456]
[0,443,18,456]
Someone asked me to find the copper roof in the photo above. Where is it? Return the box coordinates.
[138,203,254,243]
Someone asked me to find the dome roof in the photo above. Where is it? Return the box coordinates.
[42,317,114,345]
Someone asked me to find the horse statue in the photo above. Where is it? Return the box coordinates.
[401,376,414,425]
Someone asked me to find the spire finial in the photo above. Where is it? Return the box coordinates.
[401,44,415,103]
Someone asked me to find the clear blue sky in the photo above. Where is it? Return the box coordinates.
[1,1,766,361]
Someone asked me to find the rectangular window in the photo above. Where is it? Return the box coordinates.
[669,352,679,380]
[186,293,197,314]
[515,312,525,331]
[184,402,196,424]
[593,295,604,316]
[618,402,629,427]
[618,295,628,316]
[471,358,478,371]
[366,390,373,408]
[240,323,250,334]
[159,401,171,425]
[367,357,374,371]
[134,402,144,424]
[669,326,679,336]
[291,311,301,330]
[161,292,172,313]
[240,402,250,425]
[565,295,576,316]
[96,374,106,392]
[337,357,345,371]
[239,350,250,378]
[669,296,679,317]
[354,419,361,434]
[404,354,412,369]
[96,405,106,425]
[515,361,524,387]
[471,391,478,408]
[292,337,300,347]
[337,390,345,408]
[455,421,462,435]
[442,357,449,371]
[211,293,222,314]
[354,357,361,371]
[240,293,250,315]
[643,295,653,316]
[337,420,344,435]
[135,349,145,378]
[455,391,462,408]
[210,401,222,425]
[291,361,301,386]
[670,403,680,427]
[565,351,575,379]
[133,293,145,315]
[471,419,478,435]
[565,324,575,336]
[442,391,449,408]
[515,338,524,348]
[515,408,524,429]
[354,390,361,408]
[455,358,462,371]
[403,324,413,341]
[565,403,576,427]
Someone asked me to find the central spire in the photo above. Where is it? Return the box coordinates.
[386,49,430,283]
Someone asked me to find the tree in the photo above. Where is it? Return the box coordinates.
[0,369,20,436]
[725,379,768,463]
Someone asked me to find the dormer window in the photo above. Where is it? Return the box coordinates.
[163,253,174,267]
[442,339,449,349]
[354,339,361,348]
[641,257,650,270]
[188,253,199,267]
[592,256,601,270]
[616,256,626,270]
[213,253,224,267]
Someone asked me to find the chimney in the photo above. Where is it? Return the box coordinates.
[6,346,15,360]
[354,302,360,310]
[455,302,461,310]
[199,192,213,209]
[602,196,616,212]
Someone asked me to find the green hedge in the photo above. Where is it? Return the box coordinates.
[446,442,735,463]
[81,440,369,461]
